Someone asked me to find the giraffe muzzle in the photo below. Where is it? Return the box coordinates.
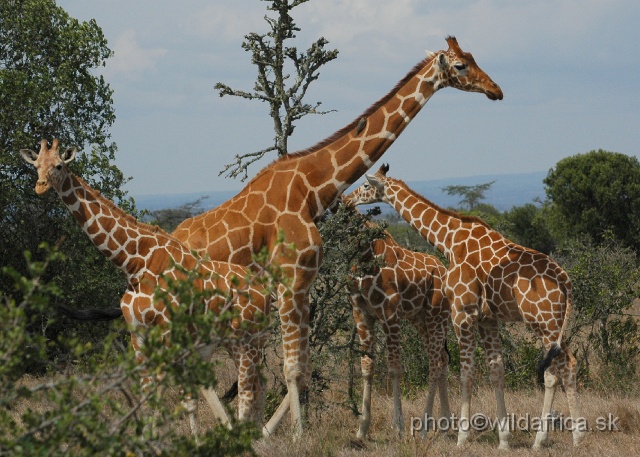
[35,180,51,195]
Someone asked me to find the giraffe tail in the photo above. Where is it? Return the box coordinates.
[221,380,239,403]
[537,345,562,384]
[56,304,123,321]
[537,269,573,383]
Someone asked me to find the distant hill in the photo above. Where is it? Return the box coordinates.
[133,171,547,213]
[406,170,547,211]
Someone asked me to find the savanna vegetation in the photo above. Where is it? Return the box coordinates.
[1,0,639,455]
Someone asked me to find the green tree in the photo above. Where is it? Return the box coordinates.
[442,180,495,211]
[502,202,556,254]
[544,150,640,251]
[0,0,131,363]
[215,0,338,179]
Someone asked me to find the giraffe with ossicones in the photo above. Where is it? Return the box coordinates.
[21,139,273,437]
[339,203,451,440]
[172,36,502,436]
[345,164,585,450]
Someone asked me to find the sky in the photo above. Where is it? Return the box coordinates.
[57,0,639,199]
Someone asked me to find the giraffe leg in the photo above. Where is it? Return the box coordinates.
[451,298,478,447]
[413,316,450,437]
[352,301,375,439]
[437,358,451,429]
[253,370,267,424]
[531,329,585,448]
[559,343,586,447]
[236,342,259,422]
[194,344,231,431]
[533,368,558,449]
[131,332,168,439]
[288,290,311,438]
[249,335,268,425]
[478,320,510,450]
[262,393,290,436]
[384,316,404,437]
[264,283,311,438]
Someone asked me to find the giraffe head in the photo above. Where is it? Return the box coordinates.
[344,163,390,207]
[21,139,77,195]
[428,36,503,100]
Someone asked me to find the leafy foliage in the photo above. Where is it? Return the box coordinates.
[544,149,640,250]
[554,236,640,390]
[0,0,132,364]
[501,203,556,254]
[1,244,269,456]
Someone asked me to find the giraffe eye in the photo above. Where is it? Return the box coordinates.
[454,63,467,71]
[56,164,63,170]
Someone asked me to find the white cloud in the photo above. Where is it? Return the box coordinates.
[186,4,263,43]
[56,0,639,196]
[105,30,168,81]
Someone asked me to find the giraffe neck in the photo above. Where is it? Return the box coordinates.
[293,55,444,215]
[55,168,168,278]
[383,179,470,260]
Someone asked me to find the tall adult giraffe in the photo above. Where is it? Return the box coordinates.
[346,164,585,450]
[21,139,272,435]
[341,206,451,440]
[172,36,503,436]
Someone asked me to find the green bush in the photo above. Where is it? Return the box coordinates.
[555,236,640,390]
[0,244,272,456]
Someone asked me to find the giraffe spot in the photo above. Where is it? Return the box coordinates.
[125,240,138,256]
[97,216,115,233]
[114,226,127,241]
[89,202,101,215]
[93,232,107,247]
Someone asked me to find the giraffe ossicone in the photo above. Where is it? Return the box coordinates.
[346,164,585,450]
[171,36,502,437]
[21,139,272,437]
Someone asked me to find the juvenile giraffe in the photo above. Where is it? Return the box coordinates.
[21,139,272,434]
[172,37,502,436]
[341,205,451,439]
[346,164,585,449]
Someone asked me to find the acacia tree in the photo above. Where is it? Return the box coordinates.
[0,0,131,358]
[215,0,338,179]
[442,180,495,211]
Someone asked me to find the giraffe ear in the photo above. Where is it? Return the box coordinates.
[61,147,77,163]
[437,53,448,70]
[366,174,384,190]
[425,50,437,60]
[20,149,38,164]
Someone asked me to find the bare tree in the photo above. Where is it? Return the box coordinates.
[215,0,338,180]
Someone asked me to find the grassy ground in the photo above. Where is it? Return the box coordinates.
[10,355,640,456]
[192,357,640,457]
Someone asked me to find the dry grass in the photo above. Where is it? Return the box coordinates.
[245,386,640,457]
[176,349,640,457]
[9,349,640,456]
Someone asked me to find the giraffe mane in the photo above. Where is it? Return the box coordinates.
[244,52,439,186]
[73,175,185,244]
[387,177,492,229]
